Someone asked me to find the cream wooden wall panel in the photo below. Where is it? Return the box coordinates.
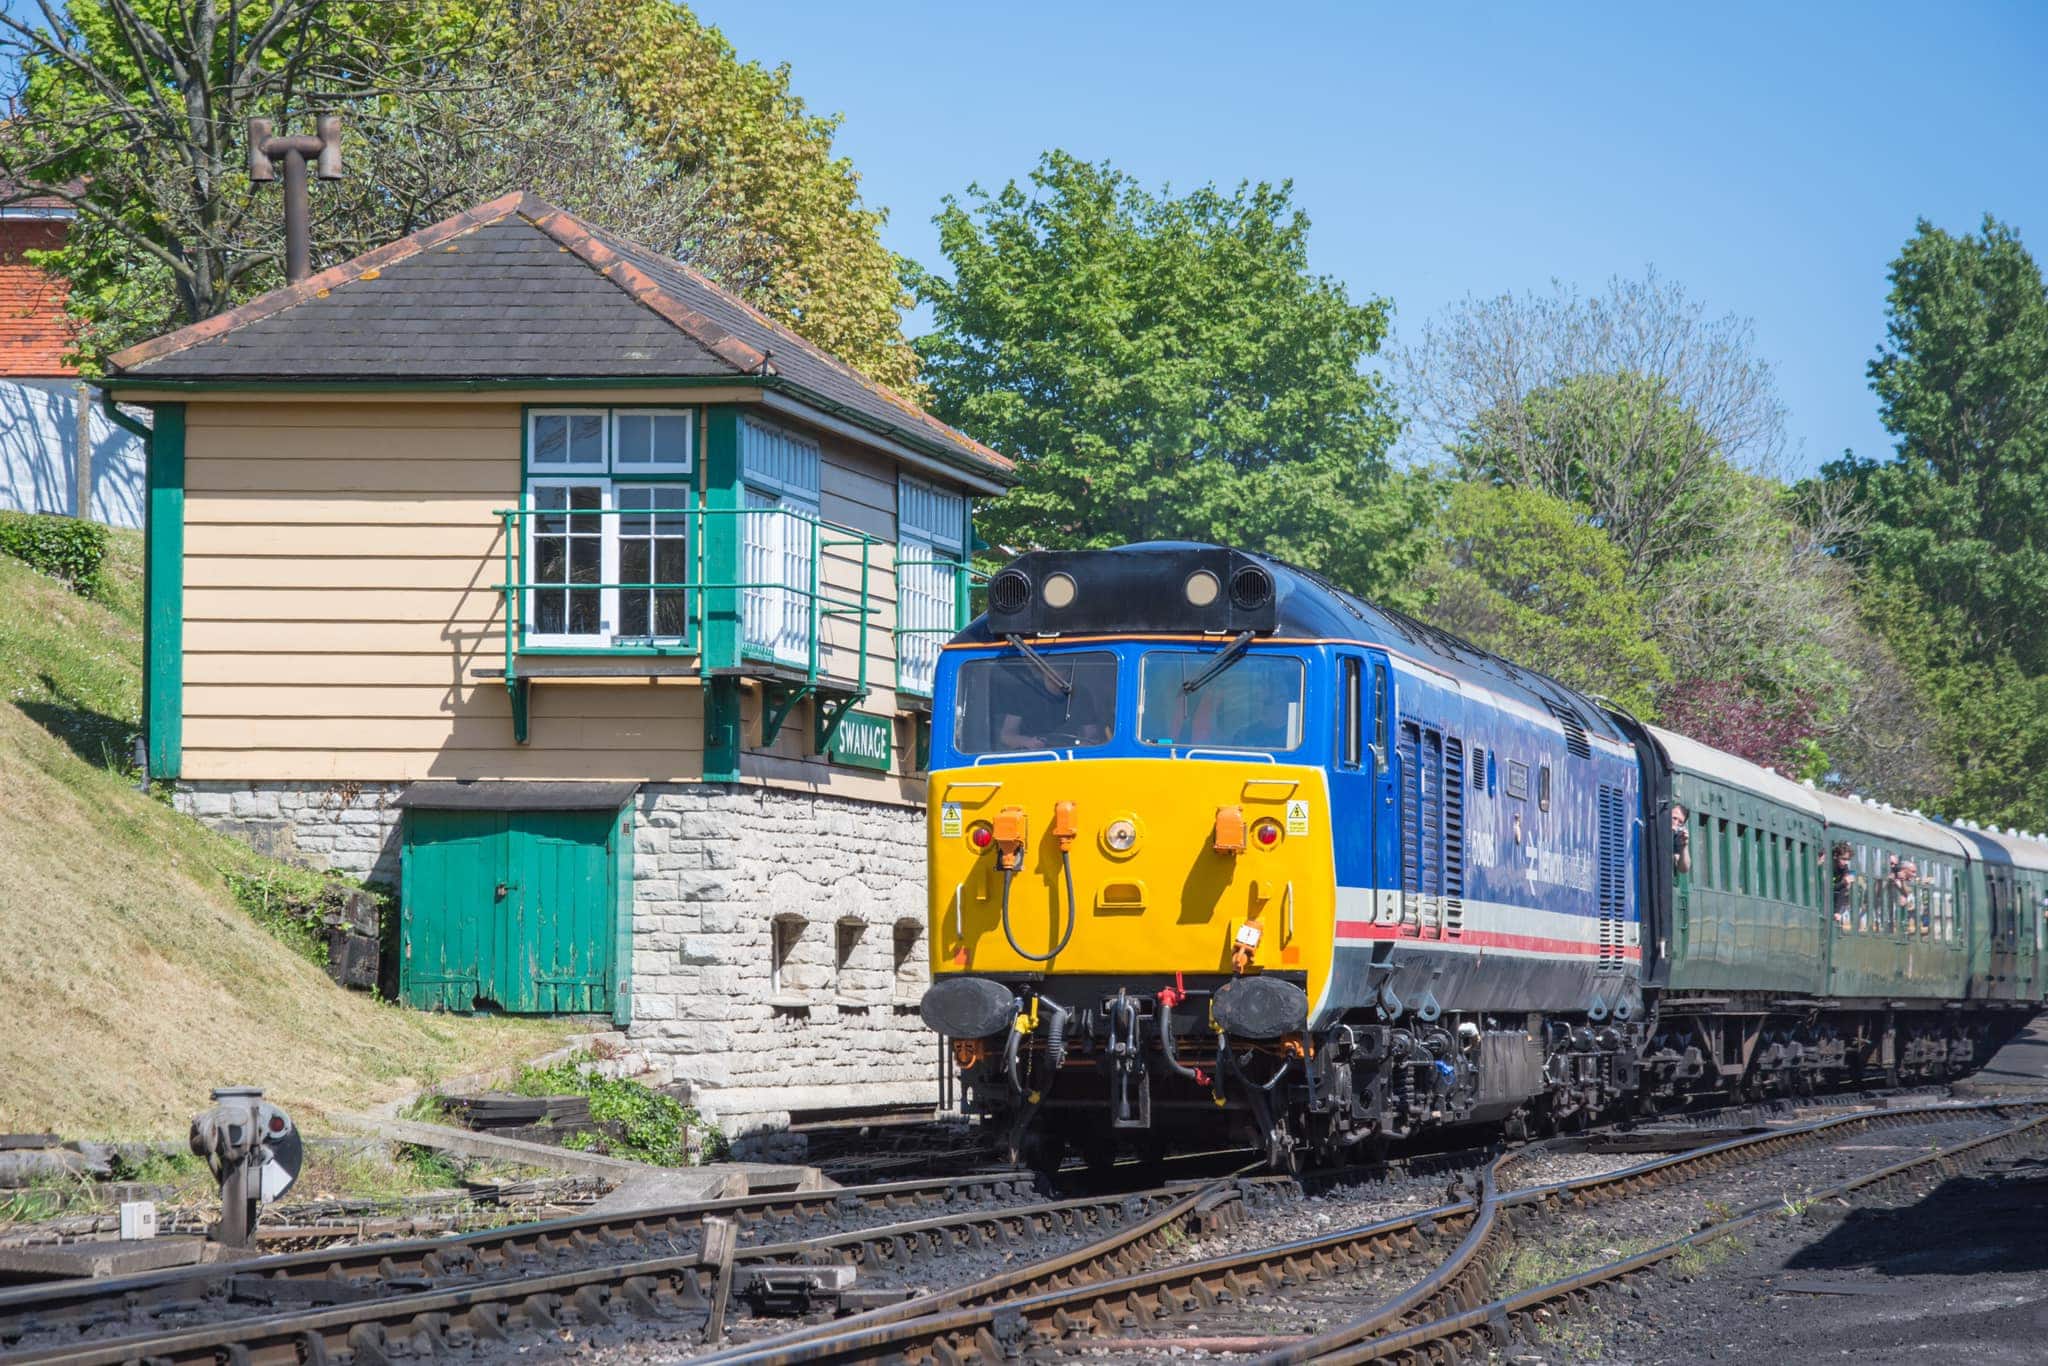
[189,403,523,432]
[185,556,506,591]
[186,459,517,495]
[185,713,701,752]
[183,425,516,463]
[184,524,503,557]
[184,587,502,623]
[188,681,703,719]
[186,496,513,526]
[182,748,709,783]
[183,621,500,653]
[184,653,484,686]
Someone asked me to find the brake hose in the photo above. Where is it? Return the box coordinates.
[999,851,1078,963]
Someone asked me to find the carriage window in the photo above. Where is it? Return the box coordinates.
[1339,657,1363,769]
[1697,812,1713,888]
[954,651,1118,754]
[1717,819,1731,892]
[1139,651,1304,751]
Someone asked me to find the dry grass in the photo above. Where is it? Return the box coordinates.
[0,533,570,1138]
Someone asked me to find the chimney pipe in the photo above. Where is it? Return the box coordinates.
[249,116,343,284]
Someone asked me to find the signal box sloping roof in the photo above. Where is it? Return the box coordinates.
[105,191,1012,483]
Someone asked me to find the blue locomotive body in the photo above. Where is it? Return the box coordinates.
[918,543,2037,1165]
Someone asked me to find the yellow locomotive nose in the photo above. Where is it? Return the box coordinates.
[927,759,1336,990]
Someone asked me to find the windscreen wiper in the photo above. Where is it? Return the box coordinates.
[1006,633,1072,697]
[1182,630,1255,694]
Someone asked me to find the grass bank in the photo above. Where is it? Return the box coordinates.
[0,530,570,1137]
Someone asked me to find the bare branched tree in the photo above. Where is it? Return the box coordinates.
[0,0,751,362]
[1398,271,1791,584]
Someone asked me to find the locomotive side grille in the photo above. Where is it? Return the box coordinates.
[1596,784,1628,970]
[1421,728,1443,939]
[1546,699,1593,759]
[1398,720,1421,937]
[1443,735,1466,939]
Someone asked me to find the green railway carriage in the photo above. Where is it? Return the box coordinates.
[1636,724,2032,1096]
[1654,725,1829,997]
[1957,823,2048,1002]
[1813,791,1972,1004]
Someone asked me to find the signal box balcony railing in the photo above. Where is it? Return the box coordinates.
[487,503,975,742]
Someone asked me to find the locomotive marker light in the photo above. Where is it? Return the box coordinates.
[967,821,995,850]
[1253,818,1284,848]
[1041,572,1078,609]
[189,1086,301,1248]
[1184,569,1221,607]
[1101,816,1141,857]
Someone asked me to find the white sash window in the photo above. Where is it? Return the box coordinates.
[739,418,821,667]
[897,477,967,696]
[522,409,694,650]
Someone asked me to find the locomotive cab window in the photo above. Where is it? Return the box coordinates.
[1139,651,1304,751]
[954,650,1118,754]
[1537,764,1552,812]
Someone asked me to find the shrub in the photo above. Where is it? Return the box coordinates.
[0,512,109,595]
[222,864,391,971]
[512,1053,726,1166]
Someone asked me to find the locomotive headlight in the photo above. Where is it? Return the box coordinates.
[1041,571,1078,609]
[1183,570,1220,607]
[1100,816,1141,858]
[1252,818,1284,849]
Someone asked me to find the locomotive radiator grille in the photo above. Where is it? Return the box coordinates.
[1596,784,1629,970]
[1398,720,1464,941]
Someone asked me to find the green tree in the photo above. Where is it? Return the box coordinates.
[1826,215,2048,826]
[1418,482,1670,716]
[1833,215,2048,672]
[591,1,918,392]
[909,151,1425,602]
[1,2,913,383]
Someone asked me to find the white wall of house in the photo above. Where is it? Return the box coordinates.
[0,380,145,528]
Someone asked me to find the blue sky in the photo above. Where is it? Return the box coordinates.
[696,0,2048,476]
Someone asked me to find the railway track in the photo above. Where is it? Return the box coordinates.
[1276,1102,2048,1365]
[6,1095,2033,1364]
[0,1169,1045,1355]
[712,1097,2048,1363]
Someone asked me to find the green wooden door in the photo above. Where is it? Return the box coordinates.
[402,807,620,1015]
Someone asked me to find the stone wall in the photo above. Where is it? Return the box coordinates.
[174,780,406,884]
[625,782,938,1144]
[174,778,941,1147]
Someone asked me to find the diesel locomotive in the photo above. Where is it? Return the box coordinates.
[916,544,2048,1169]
